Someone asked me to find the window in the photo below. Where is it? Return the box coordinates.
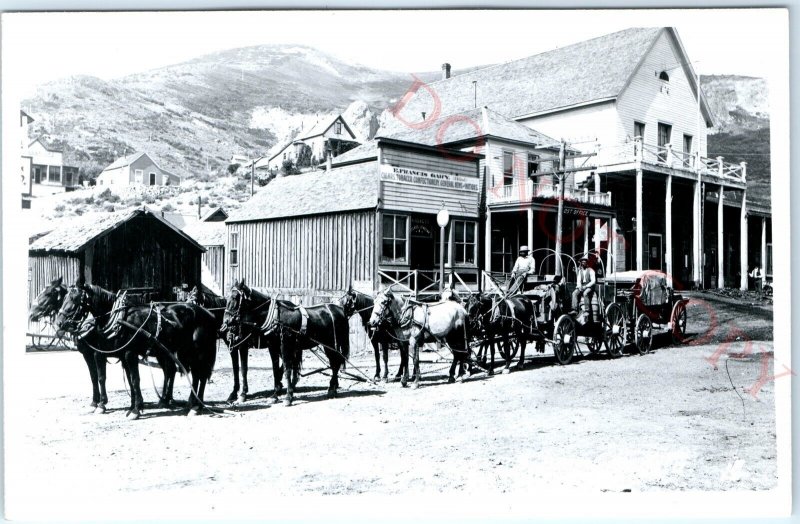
[527,153,540,177]
[334,121,342,134]
[229,232,239,266]
[382,214,407,263]
[48,166,61,183]
[134,169,144,184]
[65,172,73,186]
[634,121,646,140]
[659,71,670,82]
[766,243,773,277]
[657,123,672,162]
[149,172,157,185]
[434,224,450,266]
[503,151,514,186]
[453,221,477,265]
[683,134,693,154]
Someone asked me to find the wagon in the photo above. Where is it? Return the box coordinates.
[603,270,689,354]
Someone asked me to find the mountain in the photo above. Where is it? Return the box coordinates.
[701,75,771,208]
[22,44,434,180]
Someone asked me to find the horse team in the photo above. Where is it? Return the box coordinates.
[29,276,551,419]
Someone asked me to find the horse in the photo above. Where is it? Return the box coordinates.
[219,280,284,404]
[261,295,350,406]
[465,293,536,374]
[339,285,408,382]
[368,289,470,388]
[57,282,216,419]
[29,277,68,323]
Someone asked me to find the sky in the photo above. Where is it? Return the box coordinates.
[1,9,788,97]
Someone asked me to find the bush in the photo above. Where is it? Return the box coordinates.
[84,195,95,205]
[161,203,175,212]
[144,195,156,205]
[54,204,65,212]
[233,179,248,192]
[102,203,115,212]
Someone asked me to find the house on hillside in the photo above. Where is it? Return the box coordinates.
[26,137,80,193]
[265,114,360,172]
[200,207,228,222]
[386,26,770,290]
[96,152,181,187]
[20,110,34,203]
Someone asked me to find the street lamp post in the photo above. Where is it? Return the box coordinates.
[436,203,450,293]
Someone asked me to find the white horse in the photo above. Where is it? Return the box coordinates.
[369,289,470,388]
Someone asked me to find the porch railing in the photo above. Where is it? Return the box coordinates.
[488,180,612,206]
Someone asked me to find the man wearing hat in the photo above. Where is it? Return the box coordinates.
[508,245,535,294]
[571,255,596,314]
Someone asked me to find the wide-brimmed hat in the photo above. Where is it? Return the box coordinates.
[519,245,530,253]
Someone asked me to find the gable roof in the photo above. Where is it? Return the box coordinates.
[226,162,380,223]
[103,152,146,171]
[386,27,713,126]
[29,208,205,254]
[379,106,561,149]
[300,114,356,140]
[28,137,61,153]
[201,207,228,222]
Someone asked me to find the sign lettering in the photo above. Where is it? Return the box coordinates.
[380,165,479,192]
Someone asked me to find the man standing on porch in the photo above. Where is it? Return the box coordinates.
[571,256,596,314]
[509,245,535,295]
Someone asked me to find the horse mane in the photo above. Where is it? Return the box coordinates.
[84,284,117,315]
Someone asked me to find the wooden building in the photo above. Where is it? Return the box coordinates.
[28,208,204,305]
[183,221,226,295]
[264,114,360,172]
[225,139,481,301]
[96,152,181,187]
[386,26,771,290]
[27,137,80,192]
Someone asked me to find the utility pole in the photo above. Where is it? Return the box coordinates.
[251,159,255,197]
[554,140,566,276]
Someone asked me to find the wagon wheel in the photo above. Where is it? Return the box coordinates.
[499,337,520,362]
[552,315,576,365]
[585,333,603,354]
[634,314,653,355]
[670,301,688,344]
[603,303,626,358]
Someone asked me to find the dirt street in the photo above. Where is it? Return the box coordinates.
[5,294,778,520]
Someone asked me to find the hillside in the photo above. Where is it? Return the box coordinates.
[701,75,771,208]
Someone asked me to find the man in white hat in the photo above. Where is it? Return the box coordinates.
[508,245,535,294]
[571,255,596,314]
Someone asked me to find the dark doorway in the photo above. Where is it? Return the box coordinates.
[648,233,663,270]
[409,215,435,270]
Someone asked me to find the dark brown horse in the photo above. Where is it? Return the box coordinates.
[261,296,350,406]
[465,293,535,374]
[339,286,408,382]
[57,283,216,419]
[219,280,284,404]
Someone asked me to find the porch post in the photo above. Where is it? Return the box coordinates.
[692,178,701,286]
[761,217,767,287]
[527,207,533,256]
[594,174,602,253]
[485,209,492,273]
[636,168,643,271]
[608,218,617,273]
[717,185,725,289]
[740,190,748,290]
[665,173,673,286]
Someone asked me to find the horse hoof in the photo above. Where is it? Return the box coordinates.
[238,394,247,404]
[456,375,465,383]
[411,382,420,390]
[94,404,107,414]
[502,368,511,375]
[488,370,494,377]
[90,401,98,408]
[226,393,237,404]
[187,408,199,417]
[284,398,293,406]
[126,410,140,421]
[447,377,455,384]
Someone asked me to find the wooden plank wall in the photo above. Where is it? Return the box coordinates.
[202,245,225,293]
[226,210,375,297]
[90,214,201,299]
[28,254,81,308]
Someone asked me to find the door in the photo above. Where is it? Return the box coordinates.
[149,172,157,185]
[33,167,41,184]
[409,215,435,271]
[657,123,672,162]
[648,233,663,271]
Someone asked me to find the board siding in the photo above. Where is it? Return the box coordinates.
[225,211,375,298]
[28,255,81,307]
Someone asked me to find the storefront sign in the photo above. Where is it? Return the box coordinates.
[410,216,433,237]
[380,165,480,192]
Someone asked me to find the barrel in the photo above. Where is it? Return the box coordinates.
[580,293,600,323]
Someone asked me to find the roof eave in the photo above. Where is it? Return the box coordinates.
[514,97,617,121]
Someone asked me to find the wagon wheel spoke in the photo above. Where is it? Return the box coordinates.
[603,303,625,358]
[635,314,653,355]
[553,315,575,365]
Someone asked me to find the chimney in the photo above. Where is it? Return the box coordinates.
[442,63,451,80]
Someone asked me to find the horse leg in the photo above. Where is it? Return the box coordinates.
[282,336,295,406]
[269,345,283,402]
[501,332,512,374]
[94,351,108,413]
[410,337,421,389]
[123,351,143,420]
[187,374,201,415]
[515,330,527,370]
[381,343,389,382]
[80,347,100,409]
[327,350,341,399]
[158,357,177,409]
[372,341,381,382]
[239,347,249,403]
[227,345,240,403]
